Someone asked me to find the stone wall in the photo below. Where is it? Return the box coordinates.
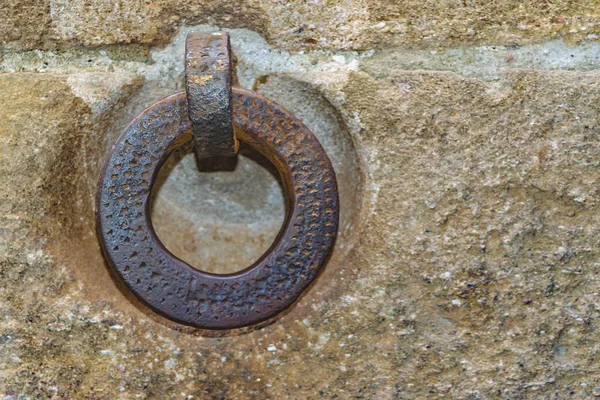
[1,2,600,399]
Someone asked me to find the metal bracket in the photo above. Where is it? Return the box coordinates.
[185,32,238,160]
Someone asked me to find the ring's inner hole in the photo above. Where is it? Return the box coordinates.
[150,141,285,275]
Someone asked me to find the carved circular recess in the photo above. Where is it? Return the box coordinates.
[97,88,339,329]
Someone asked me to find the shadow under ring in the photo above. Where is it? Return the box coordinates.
[96,88,339,330]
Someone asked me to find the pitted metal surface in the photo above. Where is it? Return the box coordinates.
[185,32,238,159]
[96,89,339,329]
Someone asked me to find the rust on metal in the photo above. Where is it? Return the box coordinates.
[185,31,238,159]
[96,89,339,330]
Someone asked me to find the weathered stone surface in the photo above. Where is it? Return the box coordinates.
[2,0,600,395]
[3,66,600,398]
[49,0,269,48]
[0,0,52,50]
[341,70,600,398]
[0,74,92,252]
[363,0,600,48]
[1,0,599,50]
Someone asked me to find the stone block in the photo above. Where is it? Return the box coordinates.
[1,0,598,50]
[2,68,600,397]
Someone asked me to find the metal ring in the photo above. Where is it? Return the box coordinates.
[96,88,339,329]
[185,32,238,159]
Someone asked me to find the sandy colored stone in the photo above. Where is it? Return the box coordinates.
[3,67,600,398]
[2,2,600,399]
[340,69,600,398]
[259,0,600,50]
[0,74,92,250]
[1,0,599,50]
[48,0,269,48]
[363,0,600,48]
[0,0,52,50]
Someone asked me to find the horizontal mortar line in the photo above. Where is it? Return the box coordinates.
[0,39,599,80]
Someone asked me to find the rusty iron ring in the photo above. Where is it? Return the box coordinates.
[96,88,339,330]
[185,32,238,159]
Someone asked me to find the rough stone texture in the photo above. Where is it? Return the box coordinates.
[342,70,600,398]
[5,68,600,399]
[363,0,600,48]
[3,3,600,400]
[2,0,599,50]
[0,1,52,50]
